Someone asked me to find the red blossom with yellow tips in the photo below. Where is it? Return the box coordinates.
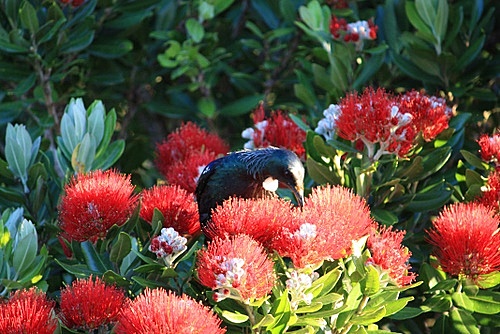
[59,276,126,331]
[0,288,57,334]
[367,226,417,287]
[140,185,200,235]
[155,122,229,178]
[427,202,500,281]
[271,185,375,269]
[58,169,138,242]
[115,288,226,334]
[196,234,276,303]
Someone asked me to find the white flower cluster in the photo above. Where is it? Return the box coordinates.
[347,20,376,41]
[149,227,187,267]
[315,104,341,141]
[241,120,267,149]
[213,257,246,302]
[286,270,320,309]
[294,223,317,241]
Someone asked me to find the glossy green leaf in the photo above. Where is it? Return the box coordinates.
[218,95,262,116]
[92,140,125,170]
[351,305,386,325]
[423,294,453,312]
[469,290,500,315]
[452,292,475,312]
[110,232,132,263]
[89,39,133,59]
[19,1,39,33]
[450,308,479,334]
[476,271,500,289]
[220,310,249,324]
[361,265,380,296]
[12,222,37,276]
[185,18,204,43]
[389,306,427,320]
[80,241,107,274]
[460,150,487,170]
[370,209,398,226]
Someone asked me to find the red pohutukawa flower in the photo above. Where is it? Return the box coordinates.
[196,234,276,303]
[398,90,451,142]
[155,122,229,178]
[477,133,500,165]
[115,288,226,334]
[242,104,307,160]
[60,0,86,7]
[329,16,378,50]
[271,185,374,269]
[165,150,219,193]
[315,88,451,160]
[59,276,126,331]
[204,196,298,247]
[475,168,500,212]
[58,169,138,242]
[366,226,417,287]
[427,202,500,281]
[0,288,57,334]
[140,185,200,235]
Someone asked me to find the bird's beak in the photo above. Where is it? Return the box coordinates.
[289,182,304,207]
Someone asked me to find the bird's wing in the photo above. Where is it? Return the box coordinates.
[195,157,225,203]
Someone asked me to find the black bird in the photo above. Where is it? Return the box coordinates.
[195,147,305,228]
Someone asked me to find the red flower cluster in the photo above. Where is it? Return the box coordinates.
[272,185,375,269]
[59,276,126,331]
[329,16,378,43]
[196,234,276,302]
[60,0,85,7]
[427,203,500,281]
[155,122,229,192]
[367,226,417,287]
[140,185,200,235]
[0,288,57,334]
[58,169,138,242]
[242,104,307,160]
[478,133,500,166]
[115,288,226,334]
[398,90,451,142]
[204,195,298,247]
[475,168,500,212]
[318,88,451,160]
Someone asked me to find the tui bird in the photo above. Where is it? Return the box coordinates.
[195,147,305,228]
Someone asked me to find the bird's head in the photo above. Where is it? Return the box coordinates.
[240,147,305,206]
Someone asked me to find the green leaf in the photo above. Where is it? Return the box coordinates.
[110,232,132,263]
[197,97,216,118]
[452,35,485,72]
[476,271,500,289]
[102,270,130,287]
[351,305,386,325]
[80,241,107,274]
[469,290,500,315]
[423,294,453,312]
[185,18,204,43]
[450,308,480,334]
[460,150,487,170]
[294,83,316,108]
[19,1,39,33]
[370,209,398,226]
[452,292,475,312]
[220,310,249,324]
[89,39,133,59]
[361,265,381,296]
[218,95,262,116]
[12,222,37,276]
[389,306,427,320]
[92,140,125,170]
